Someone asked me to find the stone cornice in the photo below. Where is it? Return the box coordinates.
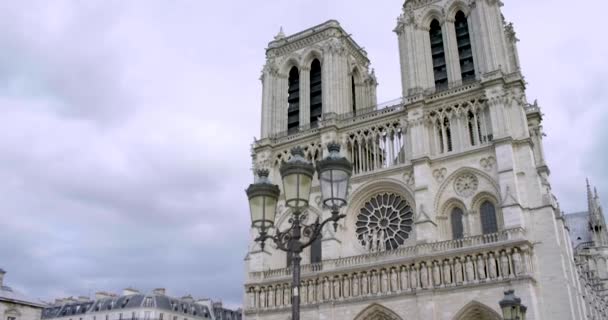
[266,20,370,66]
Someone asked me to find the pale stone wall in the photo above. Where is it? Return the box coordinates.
[0,302,42,320]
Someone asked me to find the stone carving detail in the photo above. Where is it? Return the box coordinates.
[480,156,496,171]
[433,168,447,182]
[403,170,415,187]
[356,193,414,251]
[454,173,479,197]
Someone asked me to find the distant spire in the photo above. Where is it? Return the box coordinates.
[274,26,286,40]
[587,178,594,214]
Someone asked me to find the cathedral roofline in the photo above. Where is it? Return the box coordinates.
[266,19,369,64]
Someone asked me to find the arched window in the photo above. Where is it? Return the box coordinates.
[351,75,357,116]
[451,207,465,239]
[455,11,475,82]
[480,201,498,234]
[287,67,300,134]
[429,19,448,90]
[436,119,444,153]
[311,237,322,264]
[310,59,322,128]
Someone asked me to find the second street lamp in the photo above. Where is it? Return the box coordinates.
[245,143,353,320]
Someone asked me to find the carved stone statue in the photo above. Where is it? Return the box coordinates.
[378,230,386,252]
[372,232,379,251]
[333,277,341,299]
[316,280,323,302]
[443,260,452,286]
[455,259,464,284]
[465,256,475,283]
[248,289,255,308]
[420,263,429,288]
[488,253,497,279]
[371,271,379,294]
[323,278,331,300]
[401,266,409,291]
[432,261,441,287]
[513,250,523,275]
[410,265,419,289]
[500,252,511,278]
[379,270,387,293]
[353,275,360,297]
[390,268,399,292]
[477,255,486,280]
[260,288,266,308]
[308,281,315,303]
[267,287,274,307]
[343,276,351,298]
[361,273,369,295]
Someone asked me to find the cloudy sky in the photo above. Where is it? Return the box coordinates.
[1,0,606,308]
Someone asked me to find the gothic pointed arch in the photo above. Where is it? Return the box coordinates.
[452,300,502,320]
[354,303,403,320]
[435,167,500,209]
[310,58,323,128]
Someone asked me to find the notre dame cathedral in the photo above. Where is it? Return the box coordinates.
[243,0,608,319]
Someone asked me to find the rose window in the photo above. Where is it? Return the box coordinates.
[355,193,414,251]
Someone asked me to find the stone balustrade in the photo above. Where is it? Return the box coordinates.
[245,228,532,313]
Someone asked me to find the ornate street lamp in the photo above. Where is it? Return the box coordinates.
[499,290,527,320]
[245,143,352,320]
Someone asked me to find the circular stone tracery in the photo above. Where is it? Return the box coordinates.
[355,193,414,251]
[454,173,479,197]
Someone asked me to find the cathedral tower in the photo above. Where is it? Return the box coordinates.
[244,1,606,319]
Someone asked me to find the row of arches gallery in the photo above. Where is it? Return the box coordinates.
[353,302,501,320]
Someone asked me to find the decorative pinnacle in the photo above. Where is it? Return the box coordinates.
[327,142,341,153]
[256,169,269,178]
[290,146,305,158]
[274,26,286,40]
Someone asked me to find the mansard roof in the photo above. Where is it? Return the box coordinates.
[42,293,214,319]
[266,20,369,66]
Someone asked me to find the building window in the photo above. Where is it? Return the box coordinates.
[480,201,498,234]
[143,297,153,308]
[132,312,136,320]
[455,11,475,82]
[7,317,16,320]
[144,312,150,320]
[429,19,448,90]
[119,314,122,320]
[311,236,322,264]
[105,315,109,320]
[451,207,465,239]
[309,59,322,128]
[287,66,300,134]
[159,314,164,320]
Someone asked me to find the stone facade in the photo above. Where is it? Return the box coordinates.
[0,269,45,320]
[42,289,241,320]
[244,0,607,319]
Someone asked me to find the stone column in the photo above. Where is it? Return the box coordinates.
[299,66,311,127]
[443,19,462,87]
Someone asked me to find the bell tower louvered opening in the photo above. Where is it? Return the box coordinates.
[429,19,448,90]
[309,59,322,128]
[287,66,300,134]
[455,11,475,82]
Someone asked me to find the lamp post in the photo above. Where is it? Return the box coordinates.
[499,290,527,320]
[245,143,352,320]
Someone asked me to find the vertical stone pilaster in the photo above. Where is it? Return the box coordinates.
[299,67,311,127]
[443,19,462,87]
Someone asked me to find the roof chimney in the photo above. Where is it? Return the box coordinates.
[123,288,140,296]
[152,288,166,296]
[95,292,112,300]
[0,268,5,288]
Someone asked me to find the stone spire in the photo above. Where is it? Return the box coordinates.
[587,178,594,215]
